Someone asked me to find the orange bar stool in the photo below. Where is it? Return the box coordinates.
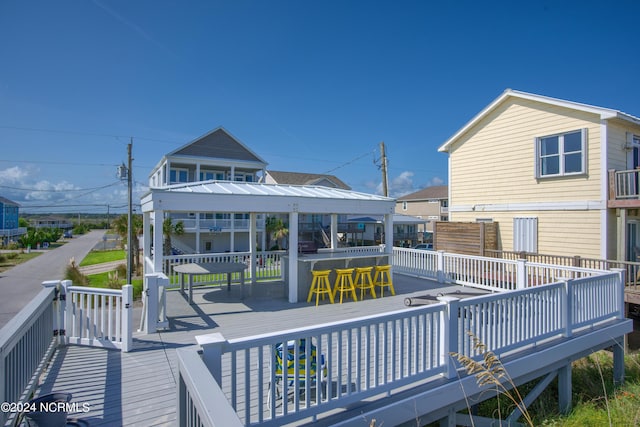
[373,265,395,297]
[333,268,357,303]
[307,270,334,306]
[353,266,376,300]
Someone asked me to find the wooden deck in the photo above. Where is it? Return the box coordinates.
[36,274,467,426]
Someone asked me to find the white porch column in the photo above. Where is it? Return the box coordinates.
[331,214,338,249]
[195,212,201,254]
[165,160,171,185]
[288,210,299,303]
[250,212,257,286]
[384,213,394,254]
[230,213,235,252]
[153,209,164,274]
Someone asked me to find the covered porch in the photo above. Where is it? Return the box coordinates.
[140,181,396,303]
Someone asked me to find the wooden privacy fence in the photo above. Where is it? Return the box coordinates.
[434,221,498,256]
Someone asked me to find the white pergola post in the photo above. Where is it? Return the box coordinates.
[250,212,257,286]
[143,212,151,271]
[153,209,164,274]
[195,212,201,253]
[331,214,338,249]
[288,210,299,303]
[230,213,235,252]
[384,213,394,253]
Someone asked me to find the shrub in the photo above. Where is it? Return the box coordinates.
[65,259,89,286]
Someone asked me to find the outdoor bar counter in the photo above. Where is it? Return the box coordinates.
[283,251,391,302]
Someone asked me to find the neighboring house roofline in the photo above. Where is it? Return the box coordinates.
[0,196,20,207]
[397,185,448,201]
[438,89,640,153]
[167,126,267,164]
[265,170,351,190]
[149,126,268,178]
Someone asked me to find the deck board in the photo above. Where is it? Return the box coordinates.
[36,275,466,426]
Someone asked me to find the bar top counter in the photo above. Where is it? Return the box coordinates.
[284,250,392,302]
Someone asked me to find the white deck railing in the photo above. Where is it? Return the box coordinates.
[185,266,625,426]
[0,284,59,426]
[61,281,133,352]
[392,248,611,292]
[0,280,133,425]
[163,251,285,286]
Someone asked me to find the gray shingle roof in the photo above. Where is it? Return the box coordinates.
[397,185,448,201]
[170,127,266,164]
[266,170,351,190]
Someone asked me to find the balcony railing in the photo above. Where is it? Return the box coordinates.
[608,169,640,207]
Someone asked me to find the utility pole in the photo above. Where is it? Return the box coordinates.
[379,141,389,197]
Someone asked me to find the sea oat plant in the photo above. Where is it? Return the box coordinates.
[450,331,534,427]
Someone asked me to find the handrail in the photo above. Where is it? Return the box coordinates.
[0,284,59,426]
[189,254,626,426]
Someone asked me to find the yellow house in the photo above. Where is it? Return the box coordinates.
[438,89,640,261]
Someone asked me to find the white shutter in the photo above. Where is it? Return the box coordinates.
[513,217,538,253]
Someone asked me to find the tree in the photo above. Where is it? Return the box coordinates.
[111,214,143,274]
[163,217,184,256]
[265,216,288,250]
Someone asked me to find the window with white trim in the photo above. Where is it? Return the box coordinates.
[200,170,225,181]
[535,129,586,178]
[170,168,189,183]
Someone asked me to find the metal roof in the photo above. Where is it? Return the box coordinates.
[140,180,395,215]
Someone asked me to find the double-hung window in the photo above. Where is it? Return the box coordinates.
[535,129,586,178]
[170,168,189,183]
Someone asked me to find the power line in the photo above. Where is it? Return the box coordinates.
[0,181,121,193]
[0,124,182,145]
[323,150,374,174]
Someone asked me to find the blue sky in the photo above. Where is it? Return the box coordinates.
[1,1,639,214]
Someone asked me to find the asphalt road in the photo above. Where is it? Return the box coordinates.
[0,230,106,328]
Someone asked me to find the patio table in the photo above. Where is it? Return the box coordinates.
[174,261,248,304]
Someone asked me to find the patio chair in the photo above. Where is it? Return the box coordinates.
[268,338,326,405]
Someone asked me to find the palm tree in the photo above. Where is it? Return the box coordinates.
[265,216,288,250]
[163,217,185,256]
[112,214,143,274]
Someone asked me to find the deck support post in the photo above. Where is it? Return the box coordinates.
[438,407,456,426]
[196,333,227,385]
[558,362,572,414]
[613,336,625,387]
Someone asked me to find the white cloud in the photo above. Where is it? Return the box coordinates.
[0,166,29,183]
[373,171,447,198]
[386,171,416,197]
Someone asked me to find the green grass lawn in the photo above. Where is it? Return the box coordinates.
[80,249,126,266]
[0,251,41,273]
[87,271,143,299]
